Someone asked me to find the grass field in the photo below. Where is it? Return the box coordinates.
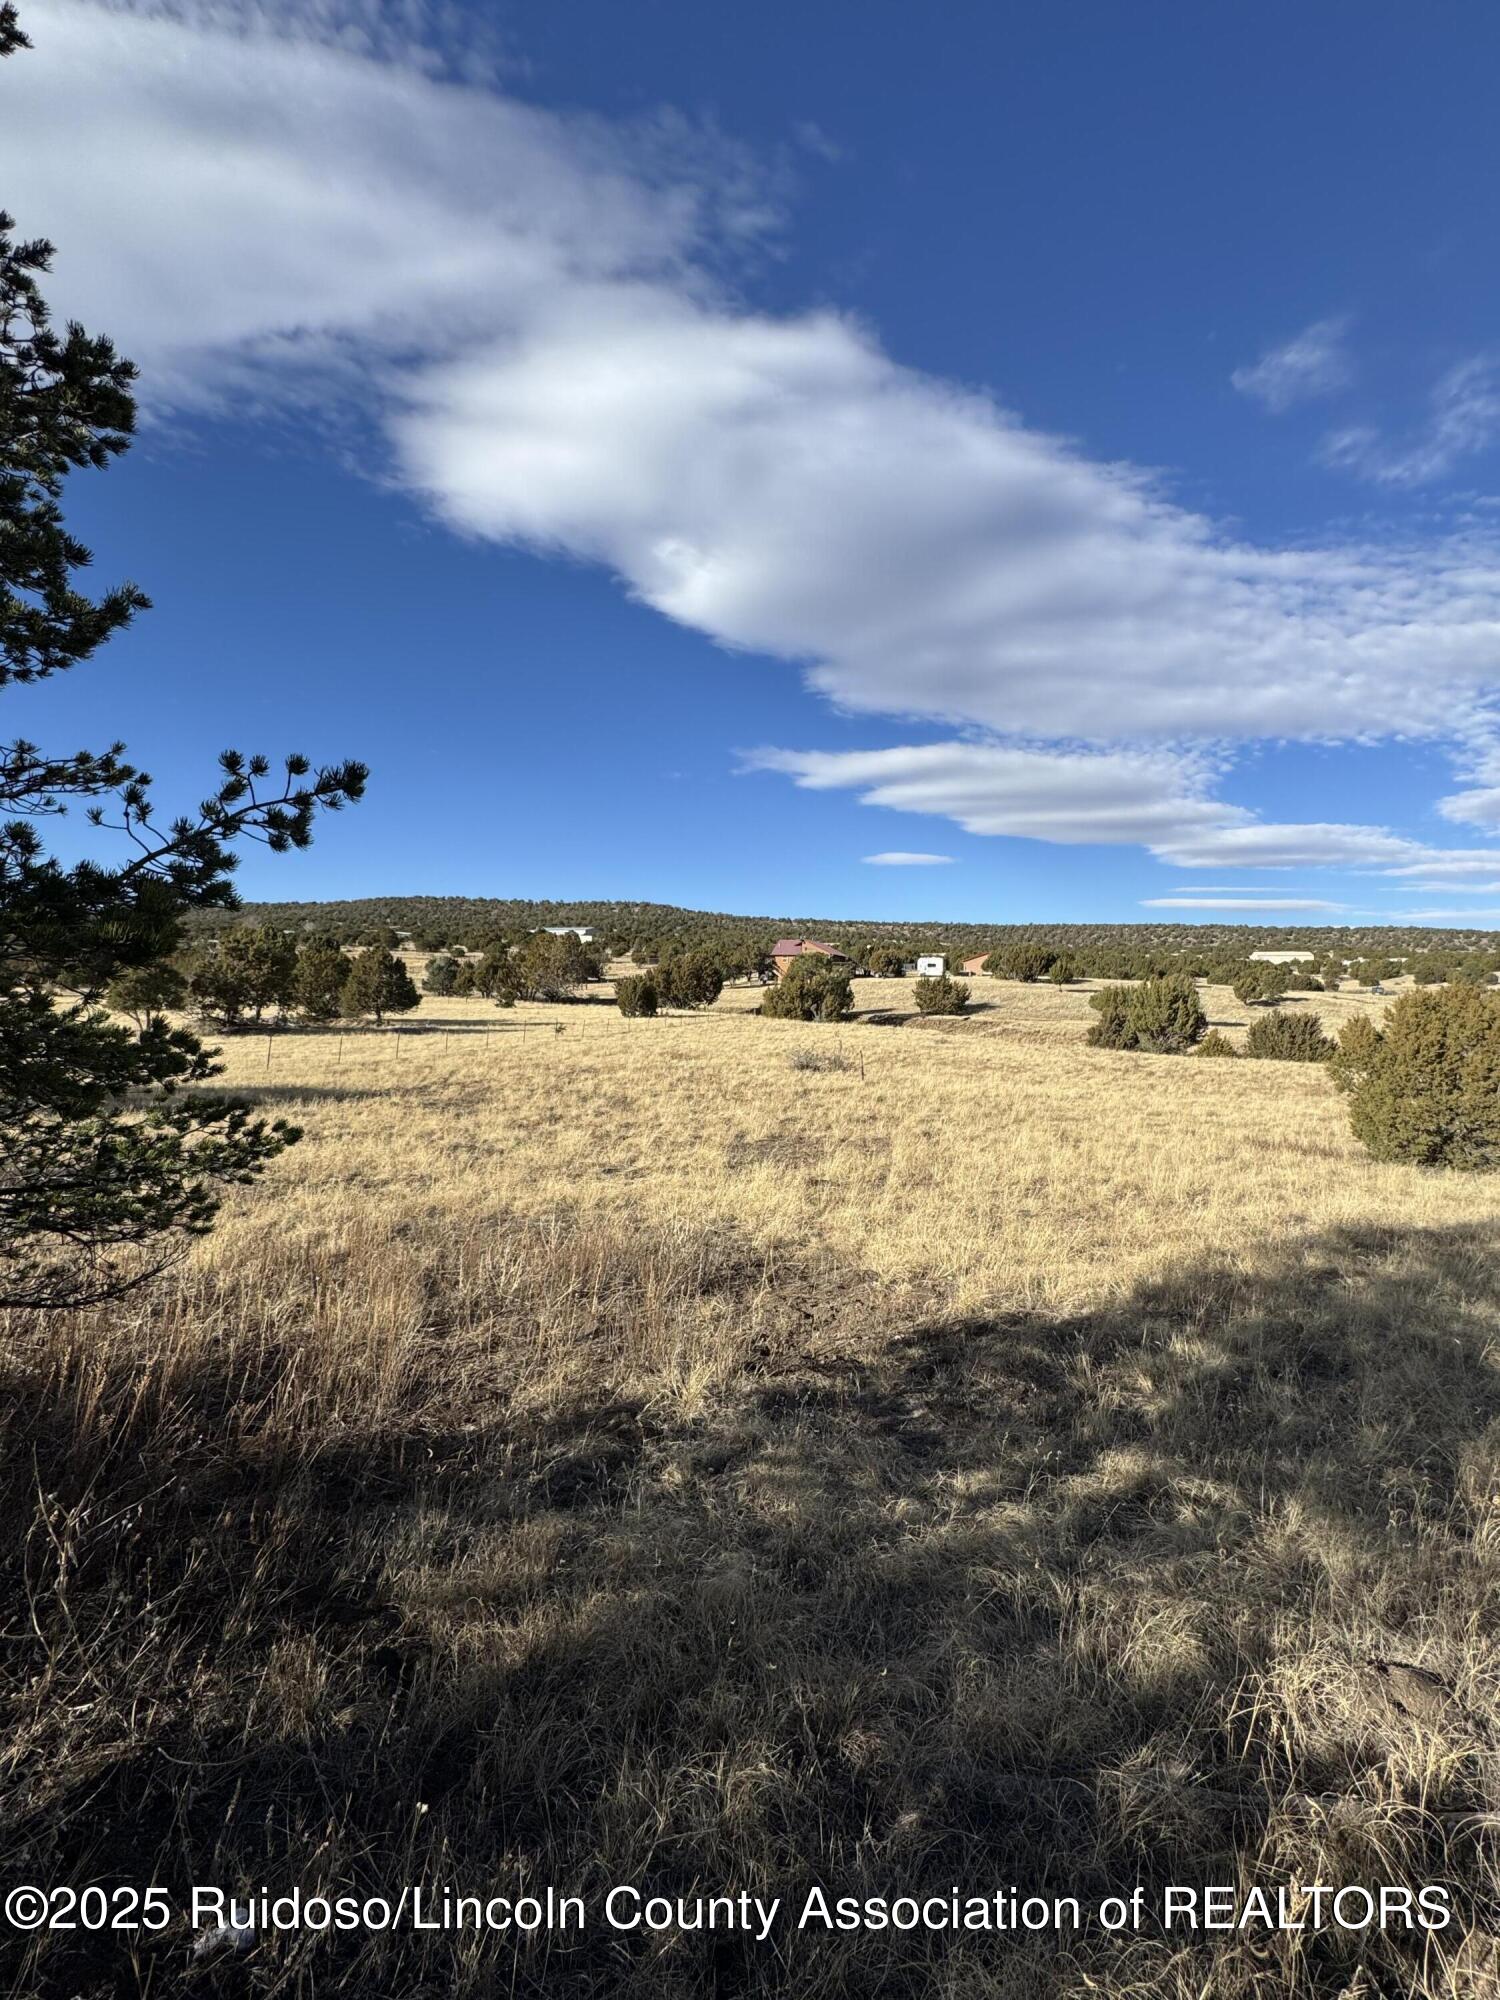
[4,972,1499,1997]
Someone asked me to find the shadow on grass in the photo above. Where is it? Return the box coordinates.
[3,1221,1498,1997]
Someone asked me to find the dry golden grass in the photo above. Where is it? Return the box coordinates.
[3,971,1499,1997]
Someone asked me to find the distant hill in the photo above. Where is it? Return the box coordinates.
[185,895,1500,957]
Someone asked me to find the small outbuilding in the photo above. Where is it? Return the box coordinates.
[916,954,947,977]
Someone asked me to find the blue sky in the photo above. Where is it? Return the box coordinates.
[10,0,1500,922]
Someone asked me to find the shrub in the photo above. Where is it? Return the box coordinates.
[1244,1011,1335,1062]
[1343,986,1500,1168]
[1194,1029,1241,1058]
[1085,983,1137,1050]
[423,953,460,996]
[1351,956,1404,989]
[341,948,420,1025]
[984,942,1055,981]
[761,958,854,1023]
[614,974,658,1018]
[1453,953,1500,988]
[657,948,724,1010]
[1087,975,1205,1055]
[912,973,970,1015]
[1047,953,1081,984]
[1328,1014,1381,1095]
[1127,973,1207,1053]
[866,945,906,978]
[1232,962,1294,1007]
[788,1046,852,1073]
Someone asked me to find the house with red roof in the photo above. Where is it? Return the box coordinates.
[771,937,852,981]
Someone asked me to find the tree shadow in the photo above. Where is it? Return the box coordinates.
[3,1221,1498,1997]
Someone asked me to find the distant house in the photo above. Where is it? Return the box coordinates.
[961,954,989,975]
[915,955,946,977]
[1248,950,1314,964]
[540,925,597,944]
[772,937,851,981]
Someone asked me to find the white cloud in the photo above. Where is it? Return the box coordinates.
[1385,881,1500,894]
[1232,318,1353,413]
[3,0,776,403]
[1140,897,1346,912]
[1321,356,1500,487]
[750,739,1500,879]
[10,1,1500,878]
[862,851,953,866]
[751,742,1237,846]
[1437,783,1500,829]
[1382,854,1500,881]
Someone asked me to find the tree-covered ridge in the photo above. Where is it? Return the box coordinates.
[194,895,1500,963]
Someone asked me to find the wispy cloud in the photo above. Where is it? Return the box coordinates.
[752,741,1500,880]
[1232,317,1352,412]
[1140,897,1346,912]
[1388,886,1500,900]
[1320,356,1500,486]
[862,851,953,866]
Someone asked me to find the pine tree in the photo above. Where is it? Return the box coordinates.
[341,948,420,1025]
[188,924,297,1028]
[105,961,187,1031]
[293,938,350,1022]
[0,14,366,1306]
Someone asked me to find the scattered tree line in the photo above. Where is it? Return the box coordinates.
[186,898,1500,976]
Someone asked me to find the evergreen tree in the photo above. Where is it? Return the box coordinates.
[1232,962,1294,1007]
[292,938,350,1022]
[912,973,969,1014]
[342,948,420,1024]
[1087,976,1205,1054]
[657,947,724,1010]
[422,952,459,996]
[760,959,854,1023]
[614,973,658,1017]
[105,961,187,1031]
[1244,1011,1335,1062]
[1344,986,1500,1168]
[514,931,601,1000]
[0,22,366,1306]
[189,924,297,1028]
[984,942,1055,981]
